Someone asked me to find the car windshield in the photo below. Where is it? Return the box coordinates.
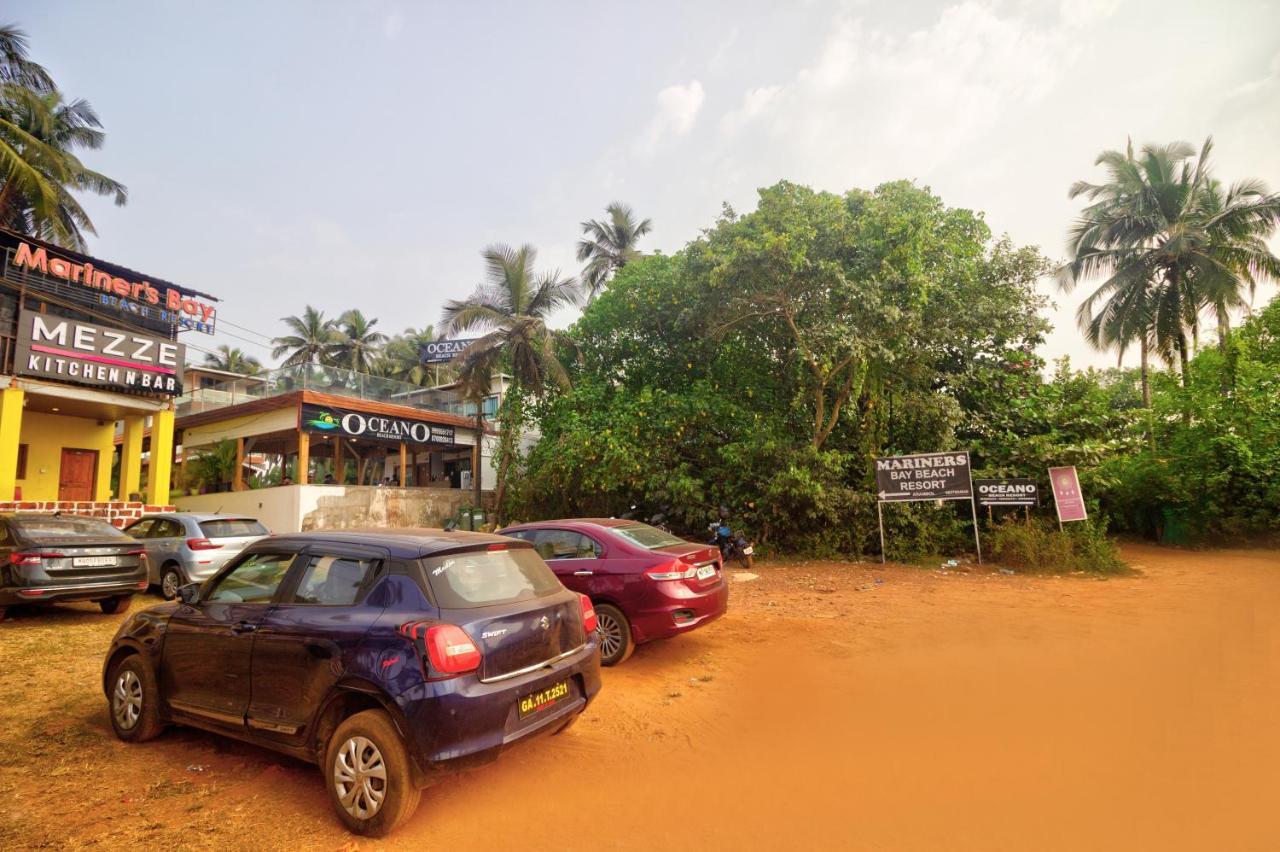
[199,519,268,538]
[420,547,561,609]
[11,516,129,542]
[611,523,686,550]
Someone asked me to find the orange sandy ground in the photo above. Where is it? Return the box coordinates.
[0,543,1277,850]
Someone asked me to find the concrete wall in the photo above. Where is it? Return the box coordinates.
[175,484,474,534]
[18,410,117,501]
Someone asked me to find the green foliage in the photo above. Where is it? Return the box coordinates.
[514,181,1054,556]
[188,440,239,491]
[988,516,1126,574]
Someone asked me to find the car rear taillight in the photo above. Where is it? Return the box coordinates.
[9,552,63,566]
[399,621,481,677]
[186,538,223,551]
[645,560,696,581]
[579,594,597,633]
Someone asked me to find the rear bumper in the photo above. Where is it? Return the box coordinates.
[398,636,602,774]
[0,577,145,606]
[628,578,729,644]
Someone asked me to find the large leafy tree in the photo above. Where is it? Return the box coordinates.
[441,243,578,517]
[0,25,126,251]
[202,345,263,376]
[328,309,387,373]
[576,201,651,301]
[1060,138,1280,398]
[379,325,444,385]
[271,305,338,367]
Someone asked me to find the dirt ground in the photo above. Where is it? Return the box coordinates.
[1,543,1277,851]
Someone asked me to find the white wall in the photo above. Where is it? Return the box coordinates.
[175,486,301,534]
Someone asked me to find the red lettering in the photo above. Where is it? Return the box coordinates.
[112,277,131,297]
[92,270,113,290]
[131,281,147,300]
[13,242,47,273]
[145,285,159,305]
[48,258,71,279]
[166,288,181,310]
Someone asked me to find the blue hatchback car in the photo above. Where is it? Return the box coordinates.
[103,529,602,836]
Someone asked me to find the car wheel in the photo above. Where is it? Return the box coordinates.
[0,606,7,623]
[99,595,131,615]
[160,566,183,600]
[594,603,634,666]
[326,709,421,837]
[108,655,164,742]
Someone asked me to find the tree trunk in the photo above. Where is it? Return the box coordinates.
[1139,340,1151,408]
[1177,331,1191,425]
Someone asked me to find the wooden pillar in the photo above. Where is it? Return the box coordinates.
[297,431,310,485]
[233,437,245,491]
[399,442,407,486]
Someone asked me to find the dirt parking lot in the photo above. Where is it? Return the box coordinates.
[1,543,1277,851]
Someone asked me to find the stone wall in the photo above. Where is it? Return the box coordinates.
[0,500,176,528]
[300,486,473,531]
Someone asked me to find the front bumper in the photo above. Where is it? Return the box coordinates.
[398,636,603,774]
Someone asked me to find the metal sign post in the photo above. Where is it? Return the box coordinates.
[873,450,981,564]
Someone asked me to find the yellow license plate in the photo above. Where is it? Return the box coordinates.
[518,679,570,720]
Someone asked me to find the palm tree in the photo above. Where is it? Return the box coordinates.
[576,201,652,301]
[1059,137,1280,398]
[202,345,263,376]
[0,27,126,251]
[328,309,387,374]
[441,244,578,517]
[271,305,338,367]
[378,325,444,385]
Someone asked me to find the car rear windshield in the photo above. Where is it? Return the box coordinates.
[199,518,269,538]
[611,522,686,550]
[419,547,562,609]
[10,516,130,542]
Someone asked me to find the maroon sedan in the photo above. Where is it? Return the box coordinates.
[498,519,729,666]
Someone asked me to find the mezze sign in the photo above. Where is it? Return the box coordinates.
[300,402,456,447]
[874,451,973,502]
[973,478,1039,507]
[15,309,185,396]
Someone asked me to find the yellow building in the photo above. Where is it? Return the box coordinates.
[0,228,218,517]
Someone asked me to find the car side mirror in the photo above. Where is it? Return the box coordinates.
[178,583,202,606]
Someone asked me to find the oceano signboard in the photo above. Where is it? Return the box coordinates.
[300,403,456,446]
[973,478,1039,507]
[874,451,973,502]
[14,308,185,396]
[419,339,477,364]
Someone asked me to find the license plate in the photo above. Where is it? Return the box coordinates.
[696,564,716,580]
[518,679,571,720]
[742,546,754,556]
[73,556,117,567]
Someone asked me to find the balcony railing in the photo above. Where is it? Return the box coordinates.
[176,363,457,418]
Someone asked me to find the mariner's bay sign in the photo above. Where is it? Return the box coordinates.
[873,451,974,502]
[300,402,456,446]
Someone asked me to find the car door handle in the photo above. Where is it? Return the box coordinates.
[572,570,594,576]
[231,621,257,634]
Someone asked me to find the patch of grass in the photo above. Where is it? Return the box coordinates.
[988,517,1128,574]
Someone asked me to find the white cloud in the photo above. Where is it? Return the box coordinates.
[383,9,404,40]
[634,81,706,156]
[721,85,783,134]
[1058,0,1122,29]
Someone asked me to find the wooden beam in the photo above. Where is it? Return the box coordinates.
[335,437,346,483]
[399,441,408,486]
[233,437,245,492]
[297,431,310,485]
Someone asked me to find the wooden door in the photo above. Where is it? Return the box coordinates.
[58,449,98,501]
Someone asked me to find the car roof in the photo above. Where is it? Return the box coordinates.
[501,518,642,532]
[140,512,259,521]
[263,528,526,559]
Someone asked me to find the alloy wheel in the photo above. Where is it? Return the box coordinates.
[596,611,624,659]
[113,670,143,730]
[161,570,181,600]
[333,736,388,820]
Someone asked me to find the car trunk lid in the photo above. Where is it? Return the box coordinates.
[653,543,723,587]
[443,593,586,682]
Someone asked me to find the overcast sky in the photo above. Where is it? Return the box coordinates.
[11,0,1280,370]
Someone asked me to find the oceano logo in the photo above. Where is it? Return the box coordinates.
[341,412,435,442]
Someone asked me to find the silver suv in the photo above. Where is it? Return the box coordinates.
[124,513,270,599]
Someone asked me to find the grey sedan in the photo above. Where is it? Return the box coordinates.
[124,513,270,599]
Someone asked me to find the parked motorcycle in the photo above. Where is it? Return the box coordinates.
[621,503,671,533]
[709,518,755,570]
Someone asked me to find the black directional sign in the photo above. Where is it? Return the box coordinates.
[973,478,1039,507]
[874,451,973,502]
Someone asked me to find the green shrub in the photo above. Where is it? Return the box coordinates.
[987,516,1125,574]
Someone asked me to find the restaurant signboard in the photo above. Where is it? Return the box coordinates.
[419,338,478,364]
[14,308,185,396]
[973,477,1039,507]
[300,402,456,446]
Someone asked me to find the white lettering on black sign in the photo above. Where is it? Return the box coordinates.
[874,451,973,502]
